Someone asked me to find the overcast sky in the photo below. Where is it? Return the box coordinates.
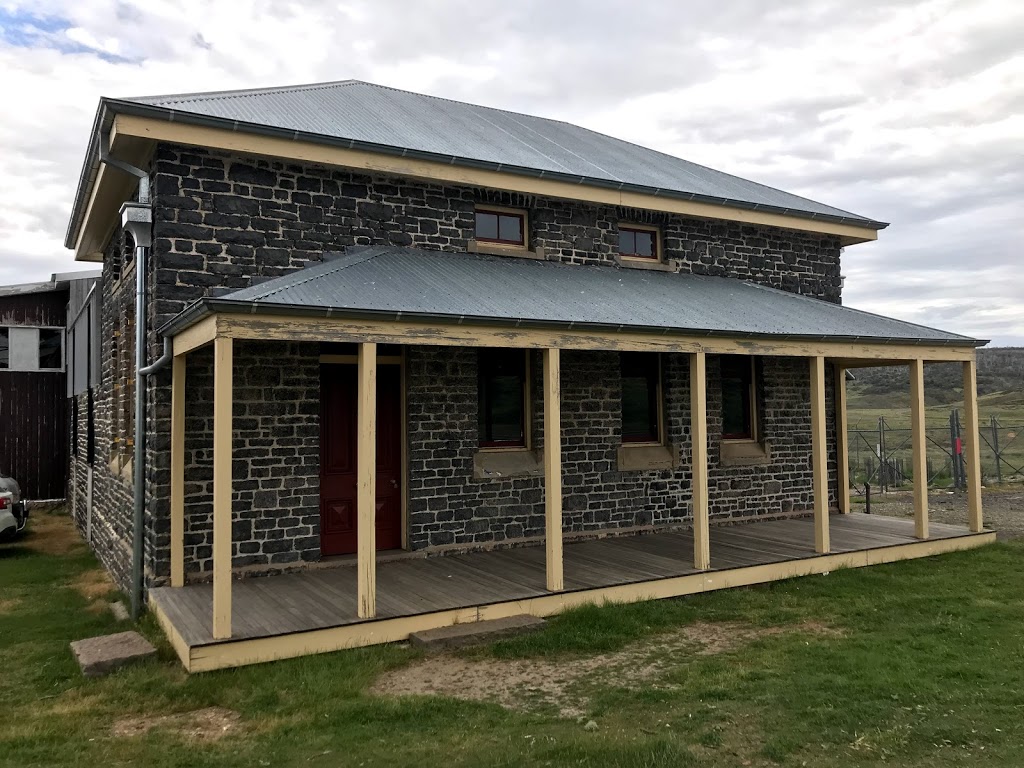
[1,0,1021,344]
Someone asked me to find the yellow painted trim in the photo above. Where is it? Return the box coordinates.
[172,314,217,356]
[176,530,995,672]
[809,356,829,553]
[834,364,850,514]
[212,336,233,639]
[213,314,977,362]
[109,114,881,245]
[170,354,185,587]
[357,342,377,618]
[962,358,983,532]
[149,597,193,672]
[690,352,710,570]
[909,359,929,539]
[543,347,563,592]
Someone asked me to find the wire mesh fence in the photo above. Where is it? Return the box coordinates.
[849,412,1024,491]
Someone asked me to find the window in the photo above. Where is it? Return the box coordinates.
[618,225,658,260]
[621,352,661,443]
[0,328,7,369]
[38,328,62,370]
[721,356,755,440]
[475,208,525,247]
[478,349,528,447]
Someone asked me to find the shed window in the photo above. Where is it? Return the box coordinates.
[721,356,755,440]
[0,328,7,369]
[478,349,528,447]
[475,208,525,246]
[618,226,658,260]
[621,352,661,443]
[38,328,62,370]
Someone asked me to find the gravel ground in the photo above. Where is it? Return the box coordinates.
[858,486,1024,540]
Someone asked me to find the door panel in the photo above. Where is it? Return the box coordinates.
[319,364,403,556]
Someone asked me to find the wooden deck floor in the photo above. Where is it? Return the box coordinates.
[150,513,994,671]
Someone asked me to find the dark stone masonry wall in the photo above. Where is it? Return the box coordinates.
[407,347,837,549]
[73,141,845,586]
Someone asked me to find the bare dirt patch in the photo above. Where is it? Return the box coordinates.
[0,598,21,614]
[372,621,841,718]
[74,569,115,602]
[22,509,87,556]
[111,707,241,741]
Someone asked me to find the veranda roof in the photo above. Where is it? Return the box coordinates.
[158,246,982,347]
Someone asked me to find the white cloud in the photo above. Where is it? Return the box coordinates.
[0,0,1021,343]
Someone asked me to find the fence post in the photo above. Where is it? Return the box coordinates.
[878,416,887,492]
[991,415,1001,485]
[949,410,960,489]
[865,482,871,514]
[956,409,967,489]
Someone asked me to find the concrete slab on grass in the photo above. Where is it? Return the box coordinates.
[70,631,156,677]
[409,614,545,651]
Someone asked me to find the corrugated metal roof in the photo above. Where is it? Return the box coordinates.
[160,246,978,346]
[120,80,884,229]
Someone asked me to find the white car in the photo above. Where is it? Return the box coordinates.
[0,475,28,540]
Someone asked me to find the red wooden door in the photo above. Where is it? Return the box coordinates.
[319,364,403,556]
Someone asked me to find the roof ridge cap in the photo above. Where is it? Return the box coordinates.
[124,79,365,106]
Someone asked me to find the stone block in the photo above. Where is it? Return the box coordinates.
[70,631,157,677]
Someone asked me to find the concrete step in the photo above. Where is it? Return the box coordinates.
[409,614,546,651]
[70,631,157,677]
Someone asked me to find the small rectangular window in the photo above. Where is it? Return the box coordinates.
[618,225,658,260]
[478,349,527,447]
[475,208,525,246]
[0,328,8,369]
[39,328,62,370]
[721,356,755,440]
[621,352,661,443]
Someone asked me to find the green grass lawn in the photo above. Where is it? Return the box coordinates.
[3,508,1024,767]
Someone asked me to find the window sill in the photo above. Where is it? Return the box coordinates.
[473,448,543,479]
[617,443,678,471]
[720,440,771,467]
[614,254,674,272]
[468,240,546,260]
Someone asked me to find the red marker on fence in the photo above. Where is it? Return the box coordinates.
[955,437,963,455]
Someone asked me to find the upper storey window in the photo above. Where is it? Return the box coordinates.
[475,207,526,247]
[618,224,659,260]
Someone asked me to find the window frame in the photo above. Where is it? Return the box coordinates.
[720,355,758,442]
[620,352,664,446]
[617,223,661,262]
[474,206,528,249]
[37,327,64,371]
[477,349,531,450]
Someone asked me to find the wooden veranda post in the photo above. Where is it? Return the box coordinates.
[357,342,378,618]
[543,347,564,592]
[909,359,929,539]
[212,336,233,639]
[690,352,710,570]
[834,365,850,514]
[962,358,984,532]
[810,356,830,554]
[170,353,185,588]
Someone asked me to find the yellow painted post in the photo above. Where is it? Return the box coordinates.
[810,356,830,554]
[834,364,851,514]
[212,336,233,639]
[543,348,564,592]
[170,353,185,587]
[690,352,710,570]
[909,359,929,539]
[962,358,984,532]
[357,342,378,618]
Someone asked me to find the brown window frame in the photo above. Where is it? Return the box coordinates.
[618,224,660,261]
[474,207,527,248]
[721,356,757,441]
[620,352,663,444]
[478,349,530,449]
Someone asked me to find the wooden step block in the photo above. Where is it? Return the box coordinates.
[409,614,545,651]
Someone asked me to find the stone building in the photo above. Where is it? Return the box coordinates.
[63,81,989,670]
